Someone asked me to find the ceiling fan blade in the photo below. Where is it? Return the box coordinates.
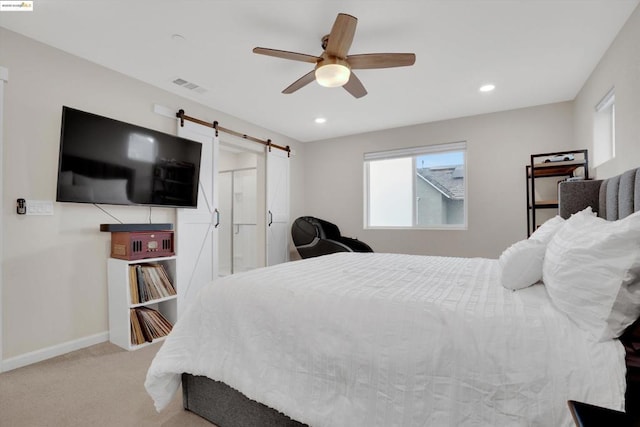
[325,13,357,58]
[253,47,321,64]
[347,53,416,69]
[282,70,317,94]
[343,72,367,99]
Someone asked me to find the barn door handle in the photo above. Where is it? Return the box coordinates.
[214,208,220,228]
[268,210,273,227]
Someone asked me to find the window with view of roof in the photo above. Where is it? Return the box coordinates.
[364,141,467,229]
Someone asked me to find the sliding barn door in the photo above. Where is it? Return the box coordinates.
[266,147,290,266]
[176,121,219,315]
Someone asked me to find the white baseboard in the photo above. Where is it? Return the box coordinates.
[1,331,109,372]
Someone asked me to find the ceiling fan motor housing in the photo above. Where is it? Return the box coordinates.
[321,34,330,51]
[315,53,350,71]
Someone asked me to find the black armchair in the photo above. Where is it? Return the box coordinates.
[291,216,373,259]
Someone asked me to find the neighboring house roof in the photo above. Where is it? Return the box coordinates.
[417,166,465,200]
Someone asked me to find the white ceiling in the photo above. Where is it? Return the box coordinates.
[1,0,638,142]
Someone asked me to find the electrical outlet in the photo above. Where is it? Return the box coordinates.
[25,200,54,216]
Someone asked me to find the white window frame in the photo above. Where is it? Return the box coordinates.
[363,141,468,230]
[593,87,615,167]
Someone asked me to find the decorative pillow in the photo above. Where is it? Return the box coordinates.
[543,210,640,341]
[499,239,546,290]
[529,215,565,244]
[498,208,596,291]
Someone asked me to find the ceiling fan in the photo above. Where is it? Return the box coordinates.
[253,13,416,99]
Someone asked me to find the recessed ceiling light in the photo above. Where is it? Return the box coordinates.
[171,34,186,43]
[479,84,496,93]
[314,117,327,124]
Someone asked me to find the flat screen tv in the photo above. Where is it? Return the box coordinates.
[56,106,202,208]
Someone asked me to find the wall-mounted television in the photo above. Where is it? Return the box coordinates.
[56,106,202,208]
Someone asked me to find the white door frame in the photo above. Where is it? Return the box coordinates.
[0,66,9,372]
[218,135,266,267]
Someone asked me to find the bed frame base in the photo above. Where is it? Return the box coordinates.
[182,374,307,427]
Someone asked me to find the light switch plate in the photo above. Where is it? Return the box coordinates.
[25,199,54,216]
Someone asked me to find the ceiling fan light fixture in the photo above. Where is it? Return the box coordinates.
[253,13,415,98]
[315,63,350,88]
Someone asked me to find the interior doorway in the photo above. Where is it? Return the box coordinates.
[218,146,261,277]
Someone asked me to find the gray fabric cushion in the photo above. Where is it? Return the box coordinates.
[558,180,602,219]
[182,374,307,426]
[636,170,640,213]
[619,169,637,219]
[605,176,620,220]
[599,180,608,219]
[562,167,640,221]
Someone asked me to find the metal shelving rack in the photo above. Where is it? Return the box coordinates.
[526,149,589,236]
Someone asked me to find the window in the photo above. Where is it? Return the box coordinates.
[593,87,615,166]
[364,141,467,229]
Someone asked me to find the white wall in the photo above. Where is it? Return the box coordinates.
[302,3,640,260]
[303,102,574,259]
[0,28,305,363]
[573,4,640,178]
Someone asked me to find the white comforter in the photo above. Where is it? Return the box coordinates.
[145,252,626,426]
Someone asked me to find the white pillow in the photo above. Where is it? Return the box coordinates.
[529,215,566,244]
[499,239,546,290]
[543,210,640,341]
[498,209,594,291]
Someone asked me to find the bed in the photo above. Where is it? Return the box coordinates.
[145,167,640,426]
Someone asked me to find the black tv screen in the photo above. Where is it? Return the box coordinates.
[56,106,201,208]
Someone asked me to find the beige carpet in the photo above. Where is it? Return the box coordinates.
[0,341,214,427]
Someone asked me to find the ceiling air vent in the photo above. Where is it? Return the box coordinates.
[172,78,207,94]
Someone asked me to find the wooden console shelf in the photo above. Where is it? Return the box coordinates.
[528,160,586,177]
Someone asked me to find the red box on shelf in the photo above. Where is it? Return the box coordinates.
[110,231,174,260]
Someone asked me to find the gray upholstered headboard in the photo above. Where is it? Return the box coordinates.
[558,167,640,220]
